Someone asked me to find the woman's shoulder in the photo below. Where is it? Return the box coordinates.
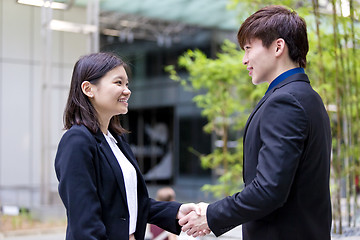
[61,124,96,144]
[65,124,92,134]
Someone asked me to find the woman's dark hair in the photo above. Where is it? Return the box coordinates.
[237,5,309,68]
[64,52,128,135]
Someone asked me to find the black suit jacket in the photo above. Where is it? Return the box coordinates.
[55,125,181,240]
[207,73,332,240]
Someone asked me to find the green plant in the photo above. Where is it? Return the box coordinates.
[166,40,265,197]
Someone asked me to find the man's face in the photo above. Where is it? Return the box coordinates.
[242,38,277,85]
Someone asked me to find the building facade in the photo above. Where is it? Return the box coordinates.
[0,0,238,215]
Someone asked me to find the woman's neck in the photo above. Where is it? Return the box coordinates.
[98,115,110,135]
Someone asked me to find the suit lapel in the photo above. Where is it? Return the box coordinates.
[94,130,128,205]
[115,134,147,190]
[115,135,140,171]
[242,73,309,183]
[243,93,270,140]
[243,73,310,140]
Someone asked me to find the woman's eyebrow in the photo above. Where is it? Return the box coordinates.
[113,75,128,81]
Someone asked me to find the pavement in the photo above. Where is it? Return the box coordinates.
[1,196,360,240]
[0,233,64,240]
[178,226,242,240]
[1,226,360,240]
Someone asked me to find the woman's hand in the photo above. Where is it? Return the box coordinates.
[177,203,201,219]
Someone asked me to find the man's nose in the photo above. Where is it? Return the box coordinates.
[242,54,248,65]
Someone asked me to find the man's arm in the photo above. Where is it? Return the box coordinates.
[209,93,308,236]
[181,93,308,237]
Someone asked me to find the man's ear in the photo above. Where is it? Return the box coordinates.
[81,81,94,98]
[275,38,286,57]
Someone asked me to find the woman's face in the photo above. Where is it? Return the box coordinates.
[90,65,131,120]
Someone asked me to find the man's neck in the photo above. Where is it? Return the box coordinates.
[264,67,304,95]
[268,61,299,84]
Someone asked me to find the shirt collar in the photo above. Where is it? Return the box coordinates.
[265,67,305,94]
[104,131,118,144]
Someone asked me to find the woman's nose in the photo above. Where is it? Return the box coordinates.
[123,87,131,95]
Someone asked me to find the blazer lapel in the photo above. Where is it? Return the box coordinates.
[243,73,310,140]
[94,130,128,205]
[115,135,140,172]
[243,93,270,140]
[114,134,148,190]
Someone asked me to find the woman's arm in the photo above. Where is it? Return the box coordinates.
[55,128,108,240]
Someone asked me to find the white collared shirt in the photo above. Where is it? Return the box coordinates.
[104,131,138,235]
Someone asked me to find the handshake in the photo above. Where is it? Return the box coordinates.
[177,202,211,237]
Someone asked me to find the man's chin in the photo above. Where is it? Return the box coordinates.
[252,78,267,86]
[252,78,260,85]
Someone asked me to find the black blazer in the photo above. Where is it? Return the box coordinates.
[207,73,332,240]
[55,125,182,240]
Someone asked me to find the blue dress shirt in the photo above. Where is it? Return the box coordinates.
[265,67,305,95]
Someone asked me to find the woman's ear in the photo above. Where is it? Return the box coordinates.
[81,81,94,98]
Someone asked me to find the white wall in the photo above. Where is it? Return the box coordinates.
[0,0,89,208]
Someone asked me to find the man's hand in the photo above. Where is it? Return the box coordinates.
[177,203,201,219]
[179,202,211,237]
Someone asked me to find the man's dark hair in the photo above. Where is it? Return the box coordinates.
[237,5,309,68]
[64,52,128,135]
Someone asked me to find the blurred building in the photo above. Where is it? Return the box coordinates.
[0,0,239,216]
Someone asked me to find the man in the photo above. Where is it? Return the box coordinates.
[179,5,332,240]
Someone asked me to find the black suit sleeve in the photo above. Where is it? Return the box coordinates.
[207,93,308,236]
[55,128,108,240]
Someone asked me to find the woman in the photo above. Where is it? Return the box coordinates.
[54,52,197,240]
[149,187,178,240]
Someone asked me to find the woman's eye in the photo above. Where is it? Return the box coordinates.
[116,81,122,85]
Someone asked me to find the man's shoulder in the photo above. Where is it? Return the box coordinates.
[281,73,310,87]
